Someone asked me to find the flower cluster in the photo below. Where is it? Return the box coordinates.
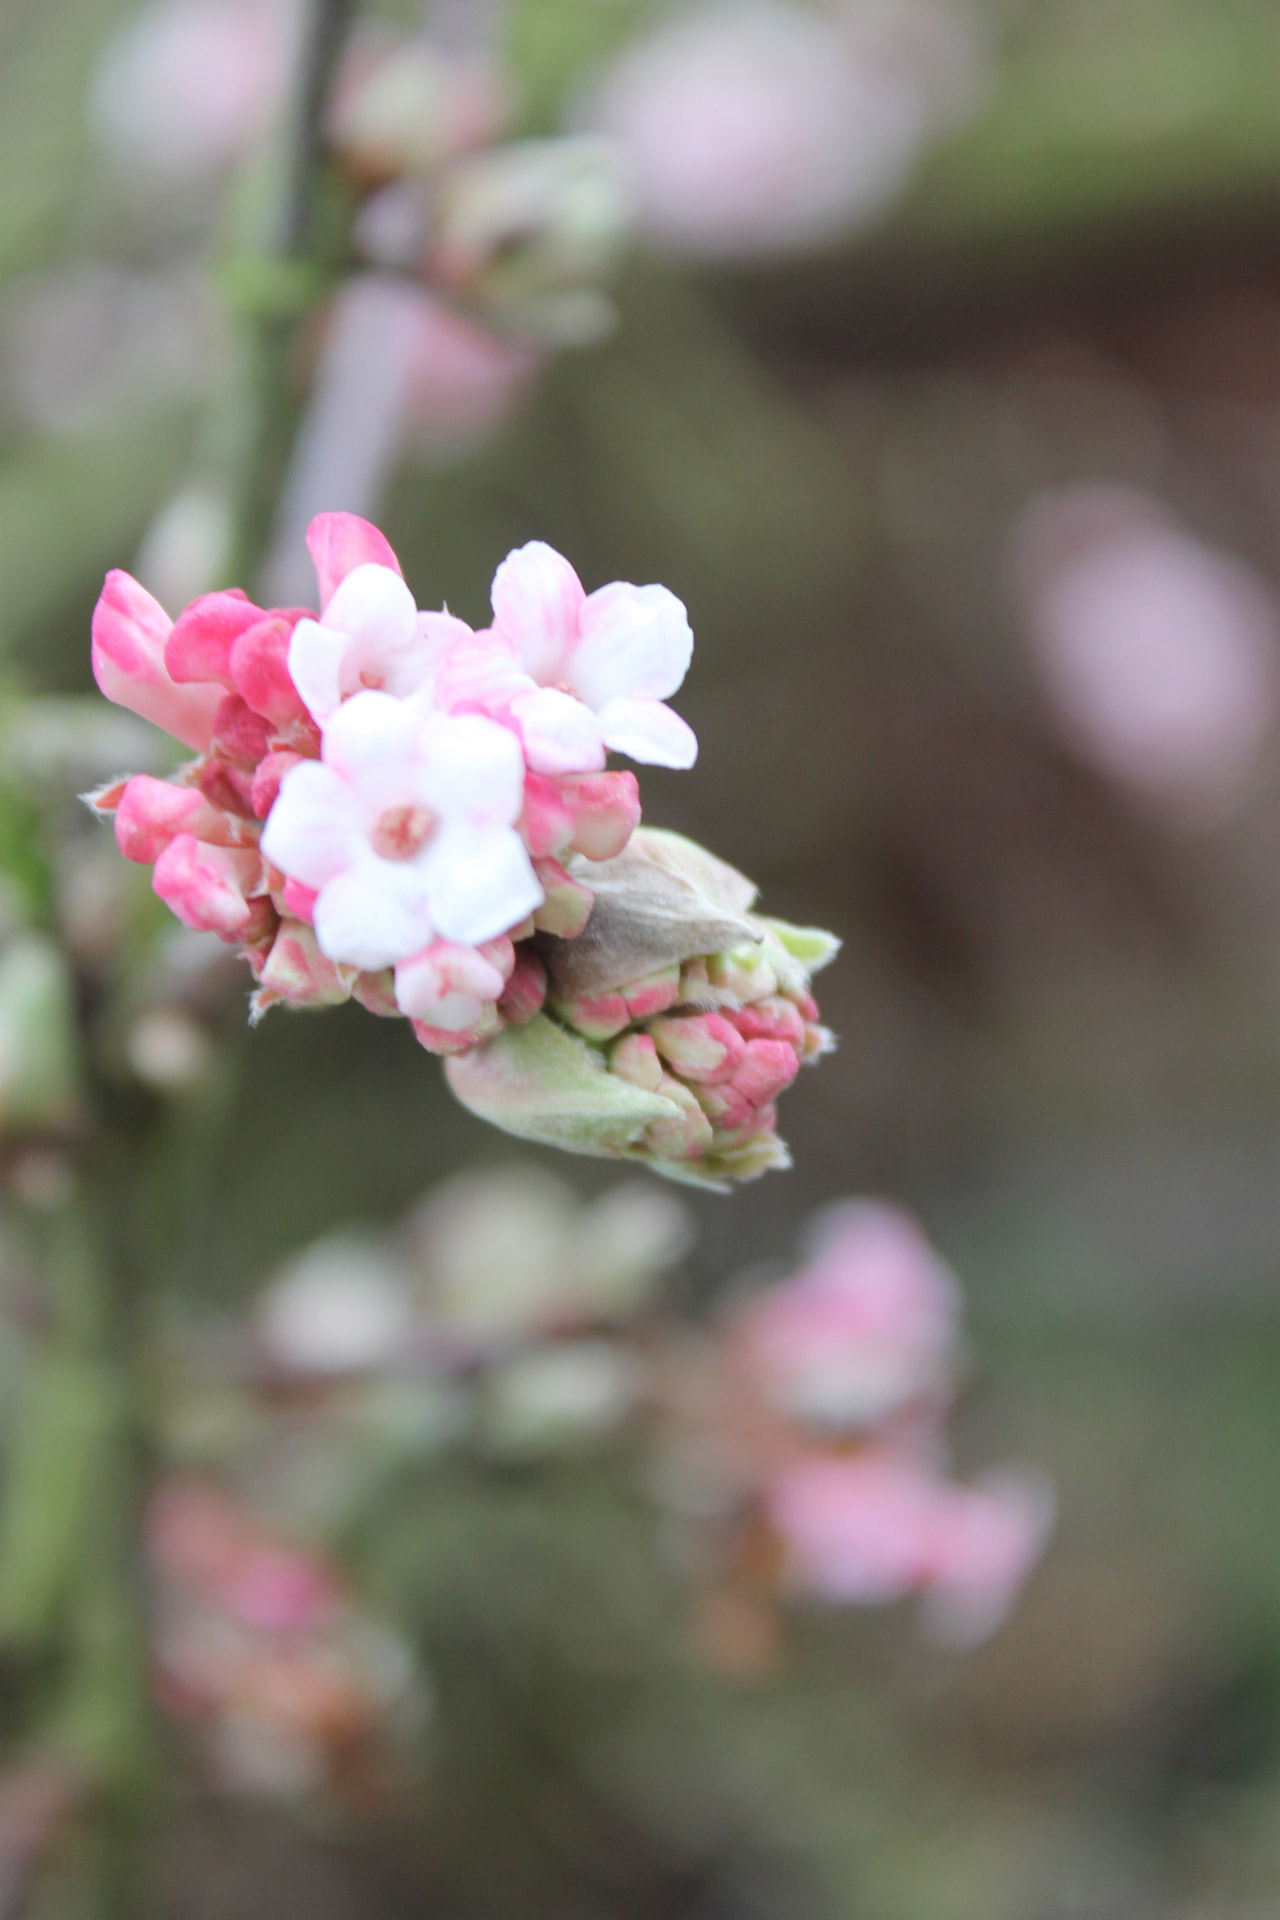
[657,1203,1052,1656]
[149,1477,420,1800]
[88,512,835,1181]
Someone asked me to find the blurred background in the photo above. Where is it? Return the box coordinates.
[7,0,1280,1914]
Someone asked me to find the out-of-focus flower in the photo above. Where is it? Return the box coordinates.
[1012,484,1280,821]
[255,1235,413,1377]
[730,1201,960,1429]
[446,829,837,1188]
[408,1164,691,1341]
[655,1200,1049,1651]
[479,1339,645,1455]
[90,0,297,181]
[329,34,506,181]
[765,1449,1052,1641]
[432,138,632,345]
[579,0,987,260]
[149,1478,423,1800]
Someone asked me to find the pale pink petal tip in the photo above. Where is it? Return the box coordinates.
[306,511,404,611]
[91,569,223,751]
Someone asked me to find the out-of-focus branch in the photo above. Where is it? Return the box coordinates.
[225,0,359,594]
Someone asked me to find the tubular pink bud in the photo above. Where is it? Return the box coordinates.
[728,1038,801,1106]
[251,749,303,819]
[562,770,640,859]
[549,989,630,1041]
[230,614,310,727]
[153,836,273,941]
[114,776,236,864]
[210,693,273,769]
[281,877,318,923]
[252,920,354,1015]
[610,1030,663,1091]
[519,771,575,857]
[165,589,263,687]
[197,757,256,819]
[92,570,224,750]
[497,949,547,1024]
[306,511,404,611]
[531,856,593,938]
[650,1011,745,1085]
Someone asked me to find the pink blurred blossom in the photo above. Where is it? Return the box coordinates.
[580,0,986,259]
[91,0,297,180]
[1014,484,1280,820]
[733,1201,961,1428]
[766,1449,1050,1639]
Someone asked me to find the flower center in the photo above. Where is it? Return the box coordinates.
[371,803,437,861]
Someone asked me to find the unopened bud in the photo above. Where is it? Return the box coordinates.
[433,138,632,345]
[446,829,838,1187]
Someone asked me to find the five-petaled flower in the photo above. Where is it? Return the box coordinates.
[261,691,540,972]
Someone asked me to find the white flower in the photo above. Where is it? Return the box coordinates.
[261,691,541,969]
[437,540,696,771]
[287,562,468,724]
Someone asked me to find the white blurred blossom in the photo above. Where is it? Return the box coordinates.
[1013,484,1280,821]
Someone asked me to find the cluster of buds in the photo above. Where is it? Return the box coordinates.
[332,32,631,350]
[87,511,836,1181]
[446,830,836,1187]
[149,1477,420,1800]
[657,1203,1052,1661]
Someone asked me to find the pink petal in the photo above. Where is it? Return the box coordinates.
[394,939,506,1022]
[574,581,693,707]
[230,613,309,727]
[306,511,403,611]
[165,589,264,688]
[597,695,697,768]
[91,569,223,751]
[490,540,585,683]
[433,630,532,714]
[510,687,606,775]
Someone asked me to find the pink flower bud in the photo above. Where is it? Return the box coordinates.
[531,856,593,938]
[561,770,640,859]
[153,834,274,941]
[252,919,354,1016]
[92,569,224,749]
[650,1010,745,1084]
[210,692,273,769]
[251,748,303,818]
[496,948,547,1025]
[165,587,264,687]
[519,770,576,857]
[306,510,403,613]
[229,613,310,728]
[113,774,237,863]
